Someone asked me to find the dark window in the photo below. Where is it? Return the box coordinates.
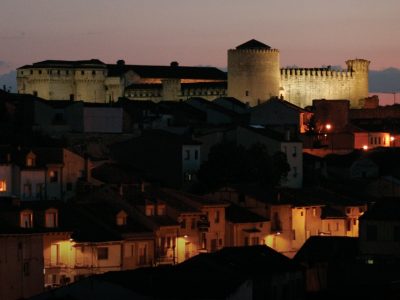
[245,90,249,96]
[30,70,33,75]
[92,70,96,75]
[70,94,75,101]
[97,247,108,260]
[81,70,85,75]
[33,91,38,97]
[23,262,30,276]
[215,211,220,223]
[180,218,186,229]
[57,70,60,75]
[244,237,249,246]
[194,150,199,160]
[66,182,73,191]
[184,150,190,160]
[66,70,69,75]
[191,218,196,229]
[394,226,400,242]
[366,224,378,241]
[38,70,42,75]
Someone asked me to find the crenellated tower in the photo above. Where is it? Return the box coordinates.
[346,59,370,108]
[227,39,280,107]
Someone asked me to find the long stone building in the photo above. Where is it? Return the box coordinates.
[16,39,369,108]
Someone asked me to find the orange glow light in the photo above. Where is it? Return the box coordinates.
[362,145,368,150]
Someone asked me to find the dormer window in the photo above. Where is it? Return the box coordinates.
[116,210,128,226]
[45,209,58,228]
[157,204,166,216]
[20,210,33,228]
[26,153,35,167]
[145,204,155,216]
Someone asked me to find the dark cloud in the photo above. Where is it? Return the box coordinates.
[369,68,400,93]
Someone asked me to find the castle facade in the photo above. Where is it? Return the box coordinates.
[16,40,369,108]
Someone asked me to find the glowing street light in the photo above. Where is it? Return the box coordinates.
[362,145,368,151]
[325,124,332,131]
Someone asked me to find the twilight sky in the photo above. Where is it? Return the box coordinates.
[0,0,399,74]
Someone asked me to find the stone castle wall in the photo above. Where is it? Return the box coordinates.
[281,59,369,108]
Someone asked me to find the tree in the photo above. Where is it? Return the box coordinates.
[197,142,290,191]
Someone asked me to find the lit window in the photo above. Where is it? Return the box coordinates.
[97,247,109,260]
[312,207,316,217]
[26,151,36,167]
[45,210,58,228]
[49,170,58,183]
[0,180,6,192]
[20,210,33,228]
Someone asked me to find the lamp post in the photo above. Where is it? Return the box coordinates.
[325,124,332,151]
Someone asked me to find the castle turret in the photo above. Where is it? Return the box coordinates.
[346,59,370,108]
[228,39,280,107]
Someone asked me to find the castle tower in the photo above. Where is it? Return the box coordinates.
[346,59,370,108]
[228,39,280,107]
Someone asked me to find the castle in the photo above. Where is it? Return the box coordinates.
[16,39,369,108]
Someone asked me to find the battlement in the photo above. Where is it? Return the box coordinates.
[228,48,279,54]
[280,67,353,78]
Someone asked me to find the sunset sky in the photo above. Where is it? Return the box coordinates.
[1,0,399,74]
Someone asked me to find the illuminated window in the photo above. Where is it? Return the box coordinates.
[20,210,33,228]
[97,247,109,260]
[0,180,6,192]
[312,207,316,217]
[26,151,36,167]
[45,210,58,228]
[49,170,58,183]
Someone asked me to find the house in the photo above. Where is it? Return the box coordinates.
[225,204,270,247]
[0,146,86,201]
[186,97,247,125]
[294,236,358,293]
[213,96,250,114]
[0,199,72,300]
[250,97,310,134]
[359,199,400,261]
[29,245,305,300]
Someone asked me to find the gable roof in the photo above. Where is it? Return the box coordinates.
[108,63,227,80]
[294,236,358,263]
[236,39,271,50]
